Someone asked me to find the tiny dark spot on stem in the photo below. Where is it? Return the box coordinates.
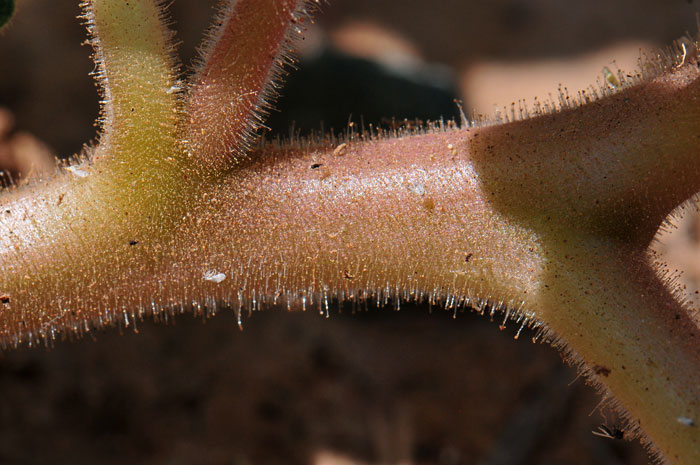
[311,163,322,169]
[465,253,473,263]
[0,294,10,304]
[593,364,611,377]
[129,240,139,246]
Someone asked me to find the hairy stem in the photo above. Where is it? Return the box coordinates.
[0,0,186,342]
[1,1,700,463]
[469,65,700,246]
[3,122,699,462]
[186,0,319,172]
[539,238,700,464]
[0,128,542,344]
[86,0,187,214]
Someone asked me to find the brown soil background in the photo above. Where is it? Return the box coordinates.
[1,1,699,464]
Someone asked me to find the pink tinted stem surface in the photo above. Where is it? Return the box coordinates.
[187,0,315,172]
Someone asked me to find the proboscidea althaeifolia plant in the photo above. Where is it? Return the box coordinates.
[0,1,699,464]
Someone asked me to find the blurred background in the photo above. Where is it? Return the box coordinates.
[0,0,699,464]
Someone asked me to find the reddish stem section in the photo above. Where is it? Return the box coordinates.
[186,0,316,172]
[0,129,543,347]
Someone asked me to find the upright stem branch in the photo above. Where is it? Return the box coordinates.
[187,0,318,171]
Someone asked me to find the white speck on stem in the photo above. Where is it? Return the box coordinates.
[677,417,696,427]
[333,143,347,156]
[407,182,425,196]
[447,143,457,156]
[66,165,88,178]
[203,270,226,283]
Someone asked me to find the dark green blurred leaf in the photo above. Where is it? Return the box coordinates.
[0,0,14,29]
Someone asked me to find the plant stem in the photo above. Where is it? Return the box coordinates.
[187,0,318,171]
[537,236,700,464]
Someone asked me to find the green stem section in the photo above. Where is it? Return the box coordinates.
[0,0,186,344]
[87,0,187,216]
[537,237,700,464]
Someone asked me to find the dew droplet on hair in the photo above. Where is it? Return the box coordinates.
[499,308,511,330]
[603,66,620,89]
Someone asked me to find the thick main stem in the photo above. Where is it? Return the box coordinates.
[1,122,699,463]
[0,130,545,344]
